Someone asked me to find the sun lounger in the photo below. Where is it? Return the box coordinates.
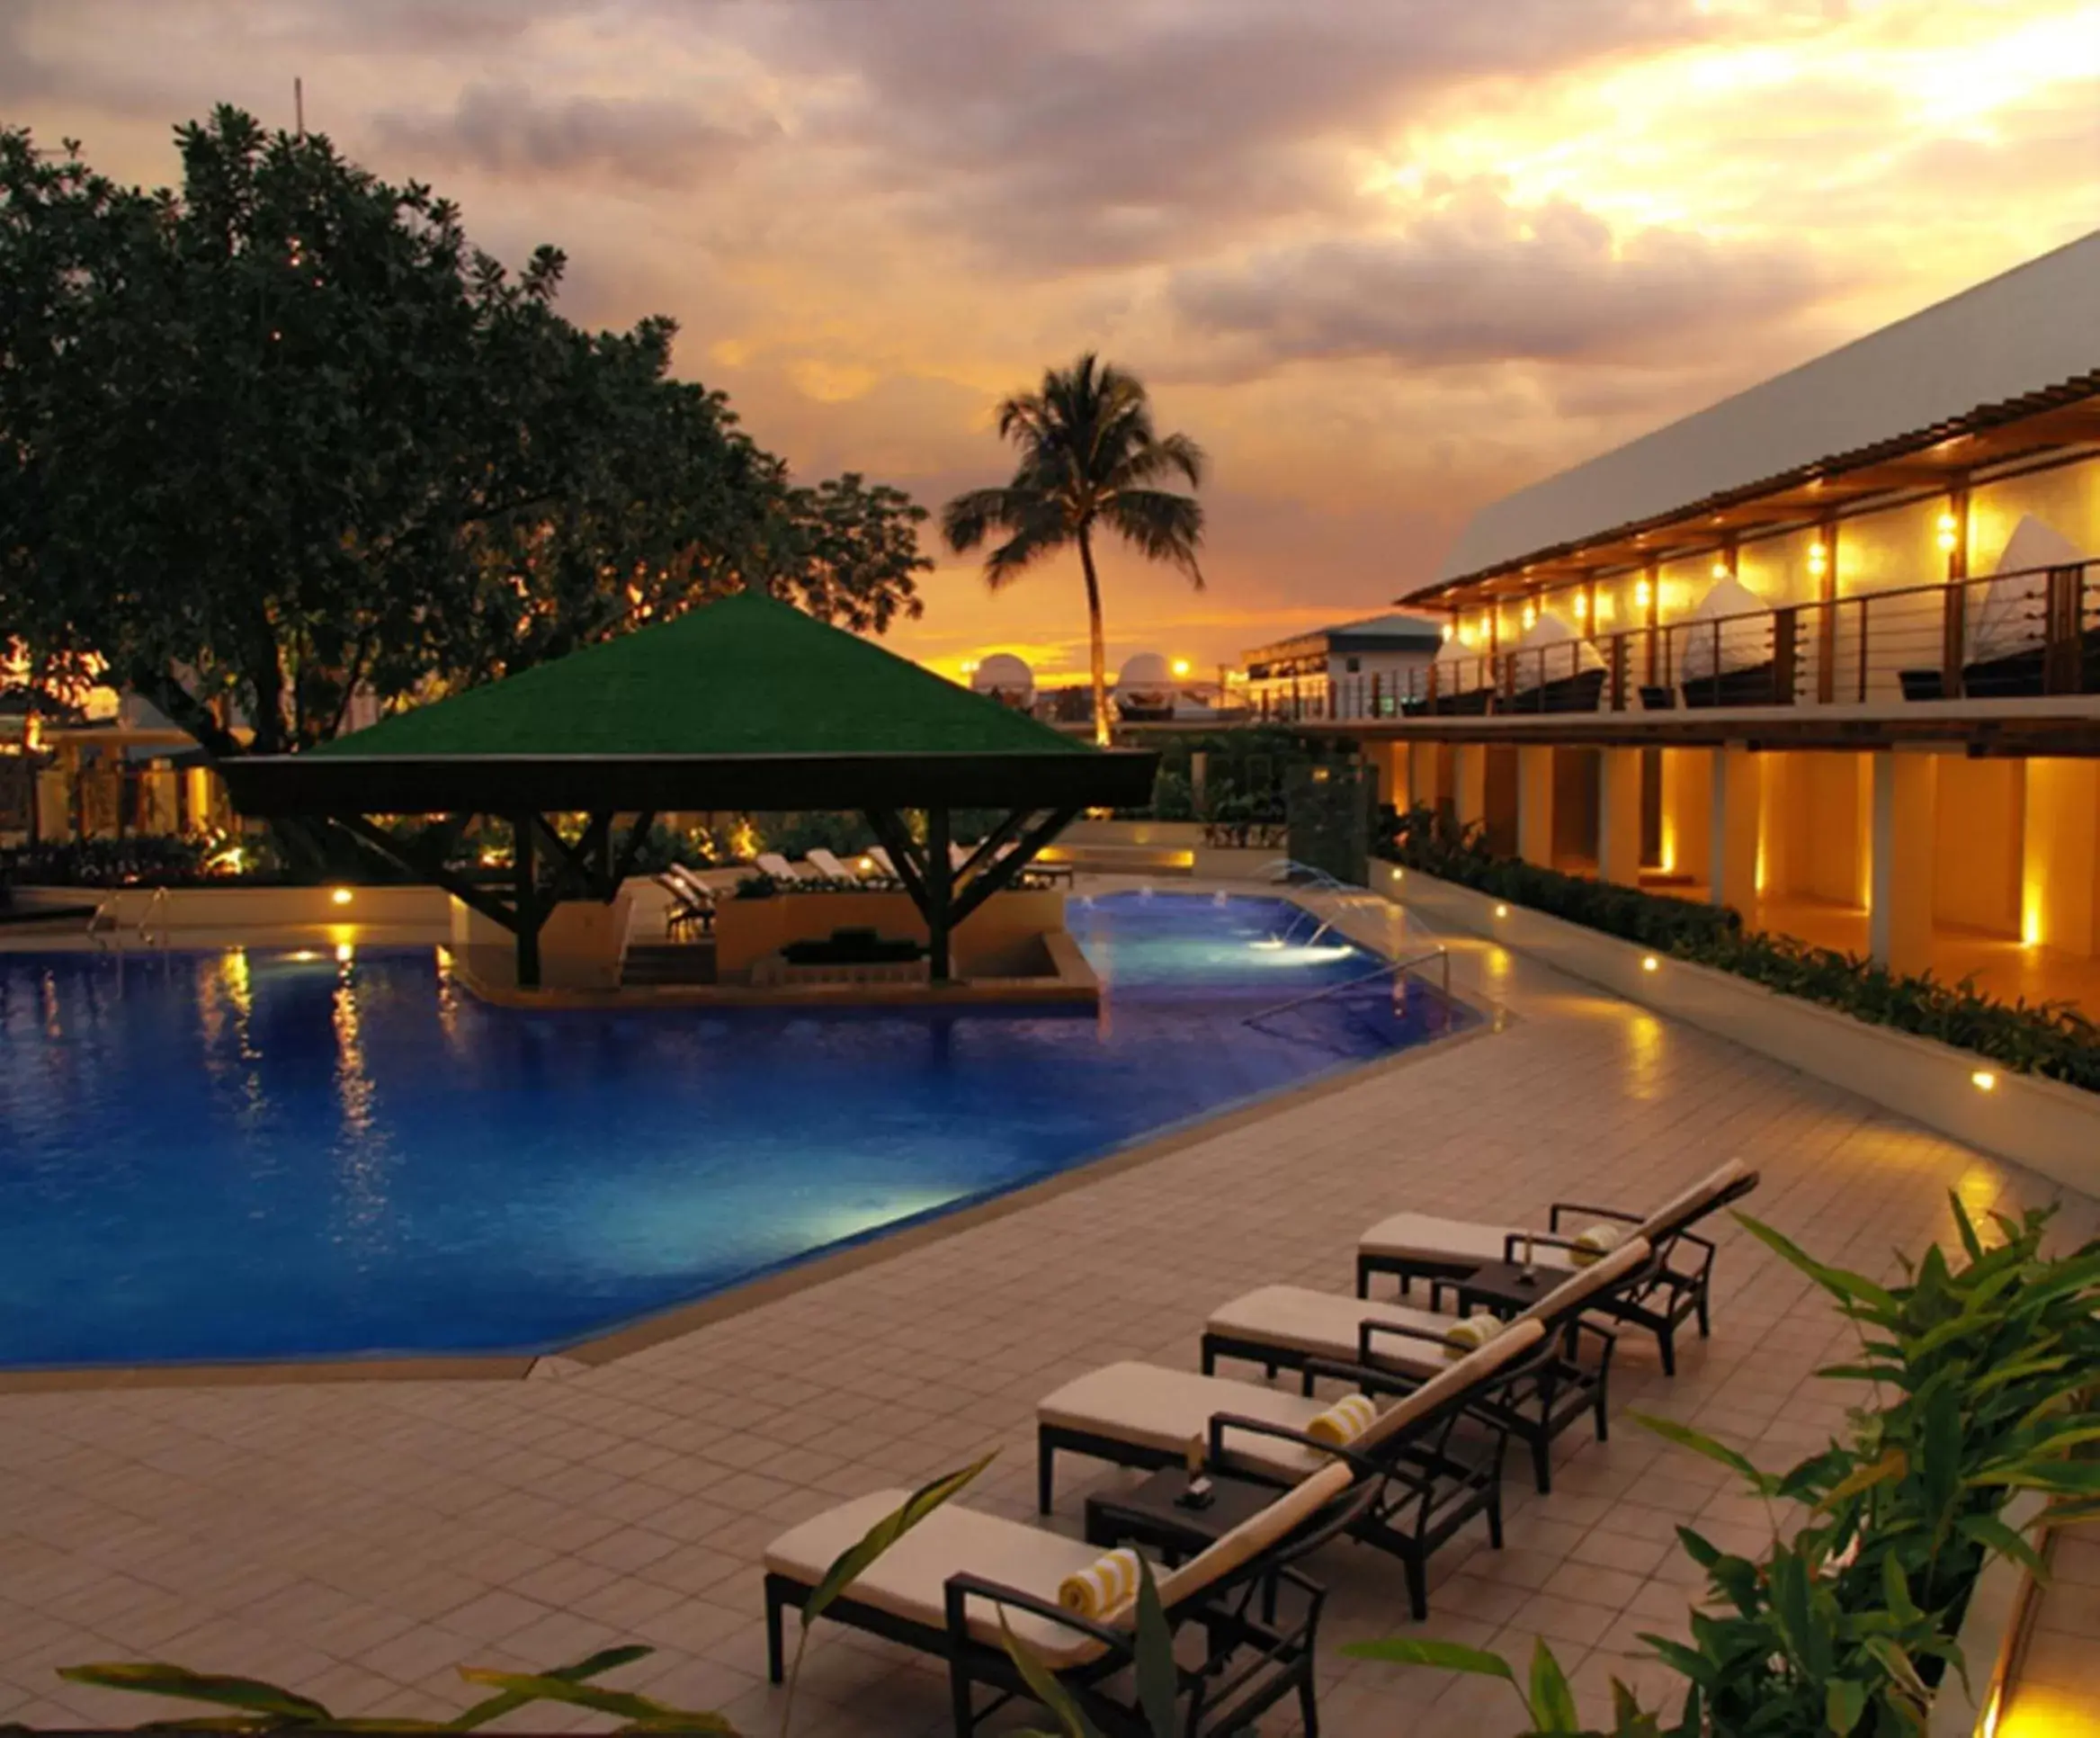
[755,851,812,882]
[1356,1160,1757,1375]
[804,847,857,881]
[764,1459,1361,1737]
[1035,1321,1546,1617]
[653,869,713,939]
[1204,1240,1651,1494]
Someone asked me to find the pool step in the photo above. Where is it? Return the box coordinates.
[621,942,719,986]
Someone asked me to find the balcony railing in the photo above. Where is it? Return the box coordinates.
[1316,560,2100,721]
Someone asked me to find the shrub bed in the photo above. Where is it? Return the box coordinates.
[1379,804,2100,1094]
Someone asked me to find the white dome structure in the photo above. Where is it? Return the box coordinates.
[970,652,1034,705]
[1115,652,1177,720]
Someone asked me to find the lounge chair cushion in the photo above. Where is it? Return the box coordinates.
[1038,1363,1334,1479]
[764,1491,1117,1667]
[1208,1286,1453,1375]
[1632,1160,1754,1243]
[1153,1461,1353,1608]
[1359,1212,1573,1274]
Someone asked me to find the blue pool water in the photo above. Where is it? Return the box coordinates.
[0,892,1468,1368]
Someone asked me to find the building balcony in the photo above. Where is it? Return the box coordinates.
[1313,558,2100,754]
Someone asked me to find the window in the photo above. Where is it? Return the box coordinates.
[1344,657,1361,673]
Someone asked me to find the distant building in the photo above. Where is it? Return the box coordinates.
[1242,614,1444,720]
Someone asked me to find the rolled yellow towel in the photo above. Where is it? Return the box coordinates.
[1306,1392,1379,1447]
[1568,1223,1625,1268]
[1059,1546,1142,1618]
[1443,1315,1503,1361]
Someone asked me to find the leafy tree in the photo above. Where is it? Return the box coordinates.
[942,353,1205,745]
[0,106,928,775]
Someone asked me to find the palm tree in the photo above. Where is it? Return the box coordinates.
[943,354,1205,747]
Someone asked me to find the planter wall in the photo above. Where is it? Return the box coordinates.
[715,888,1066,981]
[1376,861,2100,1196]
[12,882,451,930]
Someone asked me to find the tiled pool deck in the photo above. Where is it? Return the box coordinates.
[2,884,2095,1734]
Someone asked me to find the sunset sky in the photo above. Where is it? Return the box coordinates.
[6,0,2096,684]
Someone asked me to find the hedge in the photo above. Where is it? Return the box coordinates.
[1378,804,2100,1095]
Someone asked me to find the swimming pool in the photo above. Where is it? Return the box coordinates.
[0,892,1467,1368]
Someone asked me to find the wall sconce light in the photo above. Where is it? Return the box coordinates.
[1573,594,1588,620]
[1522,604,1538,630]
[1635,578,1653,609]
[1711,560,1729,581]
[1937,512,1959,554]
[1970,1069,1997,1092]
[1441,623,1454,642]
[1806,541,1827,575]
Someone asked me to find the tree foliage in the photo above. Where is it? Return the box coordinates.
[943,352,1204,745]
[0,106,928,761]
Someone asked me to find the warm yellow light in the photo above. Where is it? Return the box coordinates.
[1441,623,1454,642]
[1572,594,1588,620]
[1635,579,1653,609]
[1495,903,1509,918]
[289,949,320,963]
[329,887,353,907]
[1937,512,1958,532]
[858,856,873,871]
[1642,955,1659,972]
[1711,561,1729,581]
[1806,542,1827,571]
[1971,1070,1997,1092]
[335,943,354,964]
[959,658,979,676]
[1937,532,1957,553]
[1171,658,1192,678]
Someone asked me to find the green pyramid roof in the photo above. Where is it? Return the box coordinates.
[225,590,1155,817]
[313,589,1083,760]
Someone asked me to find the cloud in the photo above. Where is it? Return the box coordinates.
[1168,184,1833,369]
[738,0,1711,268]
[370,81,778,189]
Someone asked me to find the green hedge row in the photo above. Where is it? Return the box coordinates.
[1378,804,2100,1094]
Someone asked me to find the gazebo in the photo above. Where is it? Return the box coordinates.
[219,591,1157,987]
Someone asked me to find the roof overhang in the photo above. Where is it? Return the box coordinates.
[1407,380,2100,612]
[1303,695,2100,757]
[221,749,1160,818]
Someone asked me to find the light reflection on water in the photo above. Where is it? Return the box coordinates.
[0,893,1470,1367]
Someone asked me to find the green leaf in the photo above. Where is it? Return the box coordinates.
[1340,1638,1517,1683]
[57,1664,333,1725]
[996,1615,1105,1738]
[452,1670,734,1733]
[1818,1447,1907,1510]
[1130,1557,1177,1738]
[1881,1553,1921,1624]
[1528,1638,1582,1732]
[1631,1412,1776,1495]
[1954,1512,2046,1577]
[1825,1678,1867,1735]
[443,1644,653,1731]
[1732,1214,1898,1313]
[1948,1191,1985,1263]
[802,1450,997,1629]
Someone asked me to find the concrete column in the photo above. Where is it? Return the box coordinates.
[1598,748,1643,885]
[1869,750,1937,976]
[1452,743,1488,838]
[1709,747,1762,913]
[1516,746,1556,867]
[1660,748,1711,882]
[2022,758,2100,954]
